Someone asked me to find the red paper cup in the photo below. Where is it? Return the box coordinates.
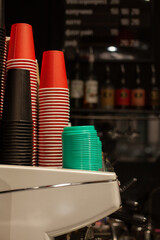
[8,23,36,60]
[39,128,65,132]
[38,132,63,136]
[40,50,68,88]
[7,59,36,63]
[38,136,62,140]
[39,108,69,113]
[39,149,62,152]
[38,141,62,145]
[39,122,68,126]
[39,146,62,150]
[39,94,69,98]
[39,117,69,121]
[39,96,69,100]
[39,104,69,108]
[38,153,62,157]
[38,134,62,137]
[39,101,70,105]
[38,162,62,165]
[39,141,62,146]
[7,62,37,69]
[39,99,69,103]
[38,161,62,164]
[38,165,62,168]
[39,124,68,128]
[39,92,69,96]
[39,113,69,117]
[39,88,69,91]
[38,119,68,123]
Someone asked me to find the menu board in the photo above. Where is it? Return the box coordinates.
[64,0,153,61]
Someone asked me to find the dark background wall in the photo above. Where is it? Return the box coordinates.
[5,0,66,67]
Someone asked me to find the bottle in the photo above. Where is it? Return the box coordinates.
[148,64,160,110]
[115,64,130,109]
[131,64,145,109]
[100,65,115,109]
[83,47,98,109]
[70,60,84,109]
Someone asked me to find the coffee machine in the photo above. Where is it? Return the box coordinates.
[0,165,121,240]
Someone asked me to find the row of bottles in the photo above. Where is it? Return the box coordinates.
[70,49,160,110]
[102,64,160,110]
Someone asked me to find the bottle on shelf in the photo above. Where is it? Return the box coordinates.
[70,55,84,109]
[131,64,145,110]
[115,64,130,109]
[83,47,98,109]
[147,64,160,110]
[100,64,115,109]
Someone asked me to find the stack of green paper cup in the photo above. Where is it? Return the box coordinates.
[62,125,103,171]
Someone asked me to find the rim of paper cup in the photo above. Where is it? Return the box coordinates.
[38,160,62,162]
[39,96,69,100]
[39,100,69,104]
[38,153,62,156]
[39,101,70,104]
[39,109,69,112]
[38,149,62,152]
[38,136,62,139]
[39,124,68,127]
[39,92,69,95]
[39,103,69,107]
[38,139,62,142]
[6,61,37,67]
[38,161,62,164]
[38,120,69,123]
[39,115,69,117]
[38,146,62,149]
[39,129,65,132]
[38,142,62,144]
[7,59,37,63]
[39,125,68,128]
[39,143,62,147]
[7,59,37,64]
[7,64,37,70]
[39,88,69,91]
[38,132,63,135]
[38,158,62,160]
[39,112,69,115]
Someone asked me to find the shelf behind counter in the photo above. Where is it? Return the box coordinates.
[70,108,160,121]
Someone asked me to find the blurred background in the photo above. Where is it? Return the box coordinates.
[4,0,160,239]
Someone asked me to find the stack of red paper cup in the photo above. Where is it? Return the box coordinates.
[0,36,9,119]
[6,23,38,166]
[38,50,69,167]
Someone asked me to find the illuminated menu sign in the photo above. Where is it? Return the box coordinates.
[64,0,153,61]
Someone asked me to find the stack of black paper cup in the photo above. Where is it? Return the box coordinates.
[0,0,6,119]
[0,69,33,165]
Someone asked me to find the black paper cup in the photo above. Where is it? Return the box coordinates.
[2,69,32,122]
[3,128,33,133]
[2,142,33,147]
[2,120,33,125]
[2,134,33,139]
[1,134,33,142]
[2,122,33,129]
[0,28,5,33]
[0,0,5,29]
[0,154,32,159]
[2,148,33,153]
[0,158,32,162]
[0,159,32,165]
